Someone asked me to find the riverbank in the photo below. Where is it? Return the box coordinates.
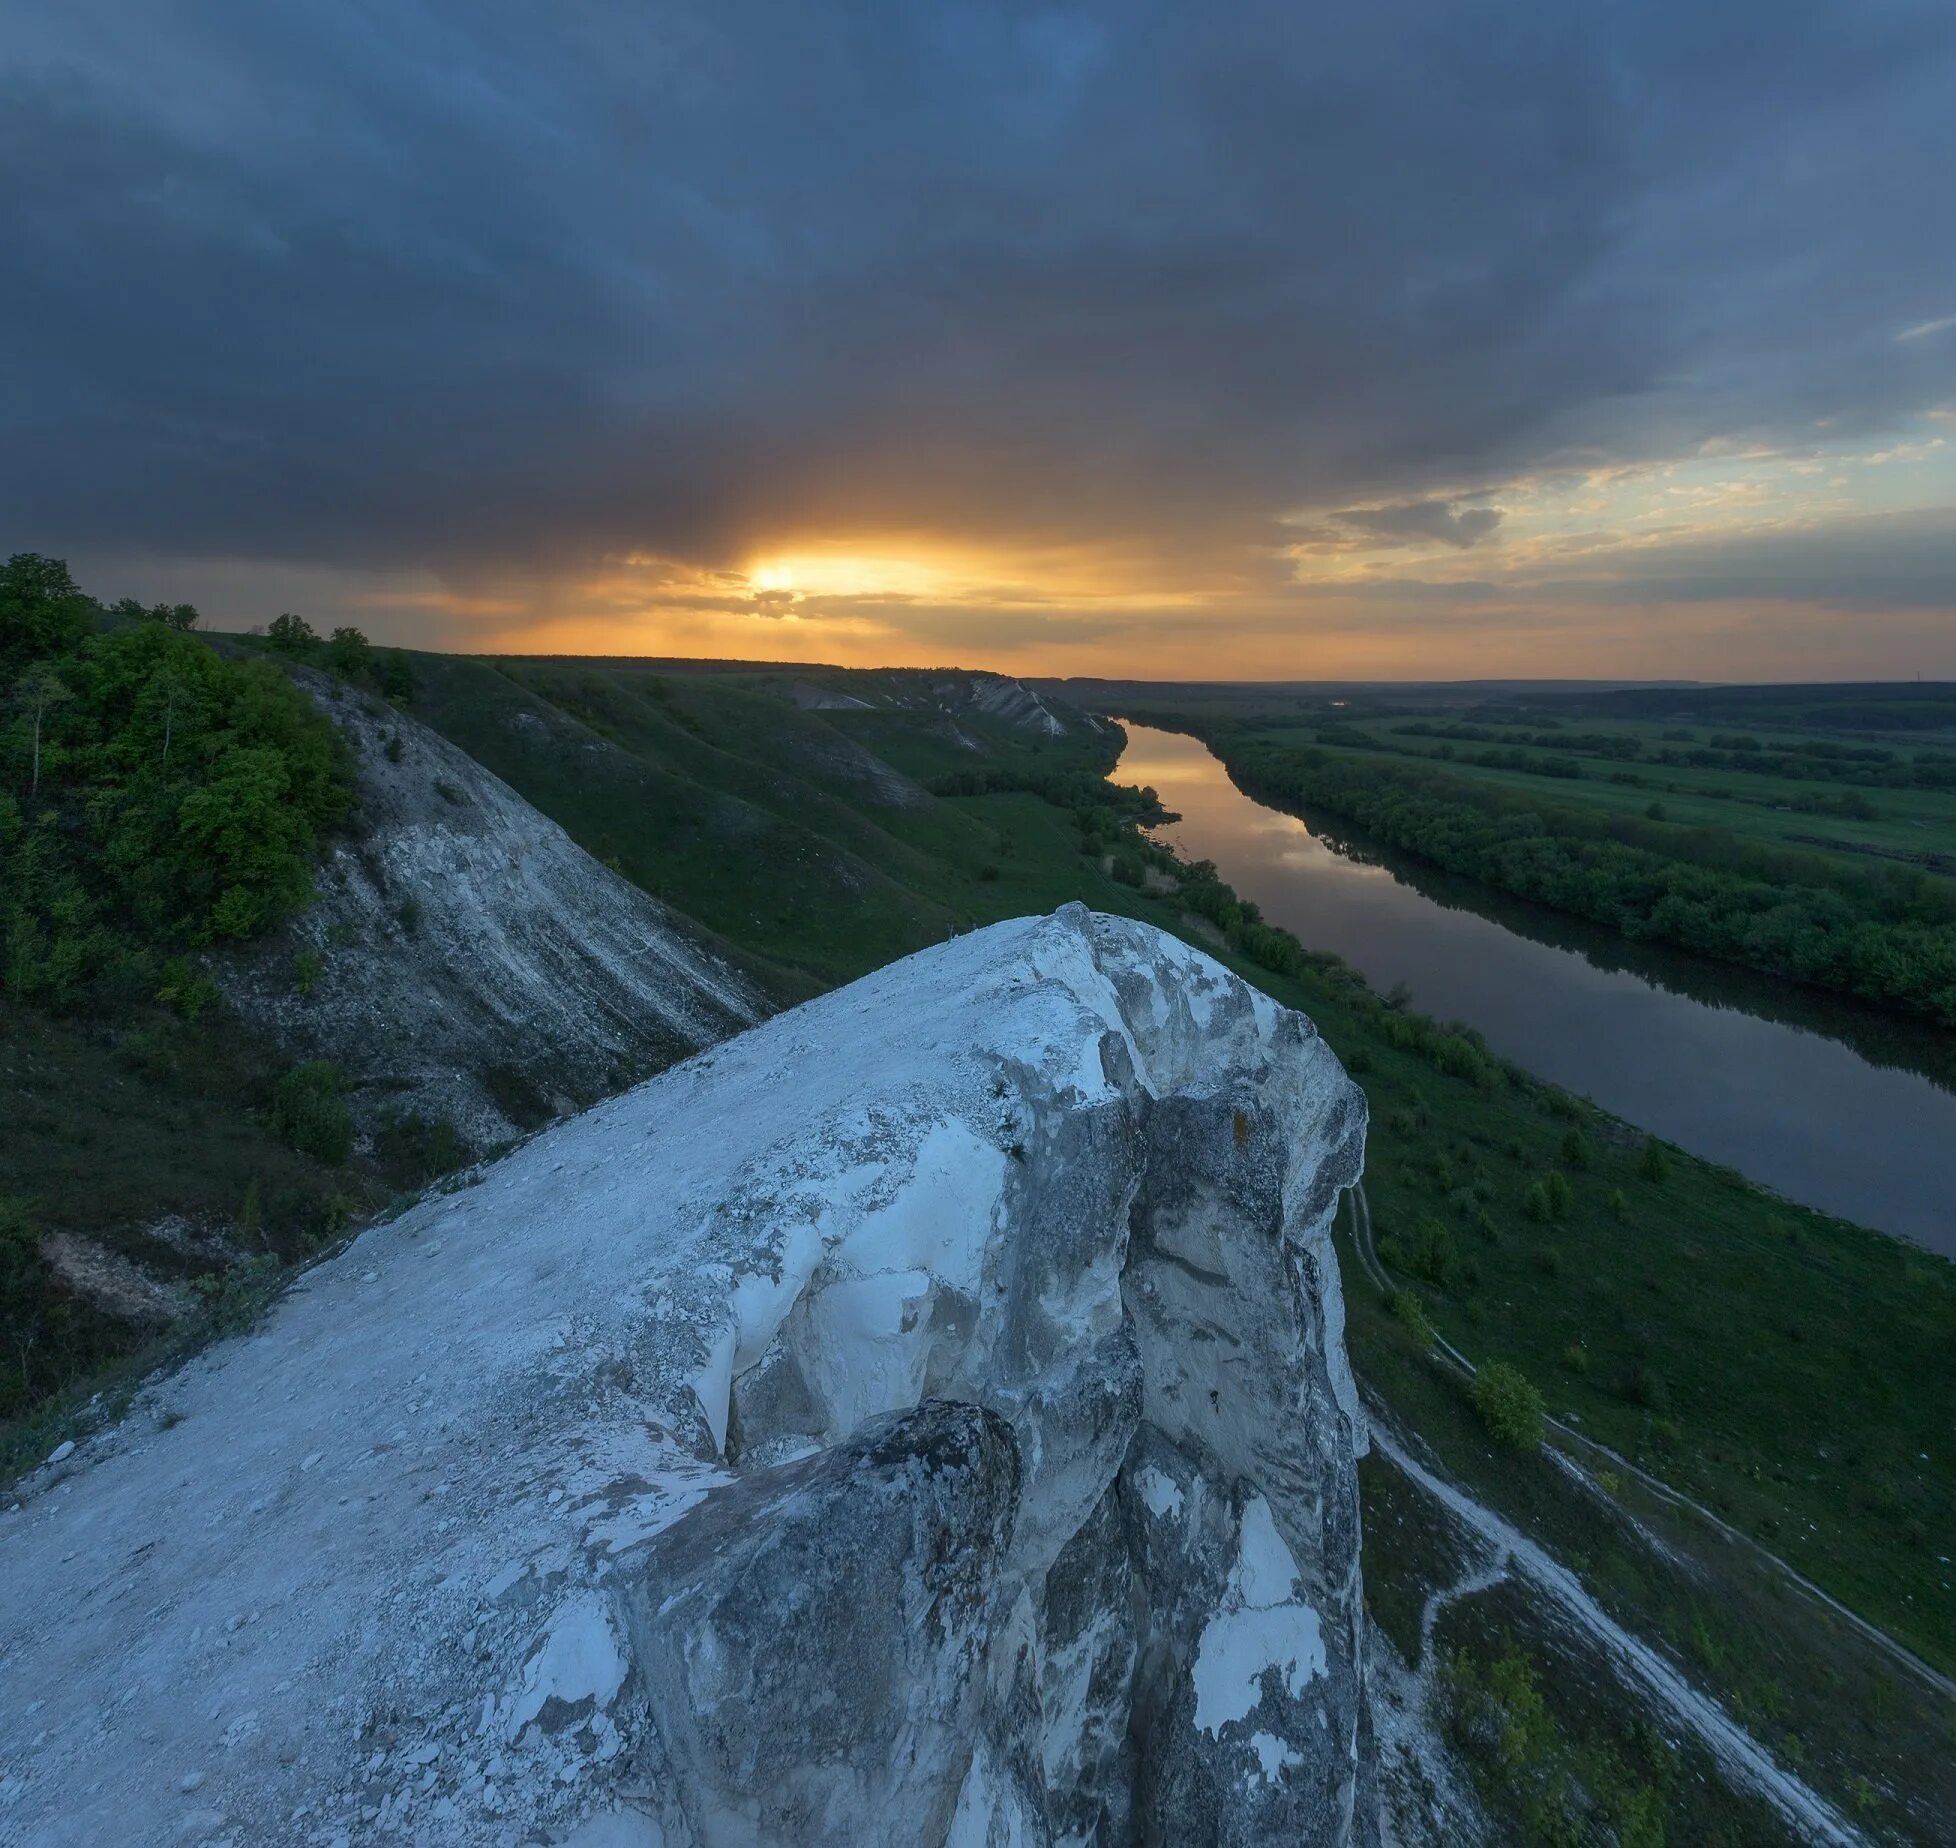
[1118,700,1956,1032]
[1114,720,1956,1251]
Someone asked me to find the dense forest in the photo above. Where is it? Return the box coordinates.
[1193,727,1956,1028]
[2,555,364,1418]
[1,555,352,1013]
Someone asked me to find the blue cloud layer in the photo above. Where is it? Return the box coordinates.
[4,0,1954,600]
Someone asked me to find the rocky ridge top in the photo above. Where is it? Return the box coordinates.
[0,905,1369,1846]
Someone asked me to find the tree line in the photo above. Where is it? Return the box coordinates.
[1194,727,1956,1028]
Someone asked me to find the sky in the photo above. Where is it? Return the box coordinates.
[5,1,1956,681]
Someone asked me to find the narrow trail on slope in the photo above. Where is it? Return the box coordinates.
[1344,1184,1956,1706]
[1366,1415,1867,1848]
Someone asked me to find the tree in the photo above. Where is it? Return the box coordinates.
[0,553,92,680]
[152,660,188,769]
[326,626,371,677]
[266,612,317,653]
[378,650,415,704]
[16,663,72,796]
[1472,1360,1545,1448]
[113,598,198,631]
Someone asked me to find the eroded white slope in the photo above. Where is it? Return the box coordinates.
[226,674,761,1146]
[0,907,1367,1848]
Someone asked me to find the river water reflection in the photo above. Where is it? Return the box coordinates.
[1114,722,1956,1254]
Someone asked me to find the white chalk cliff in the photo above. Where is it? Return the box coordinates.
[226,675,761,1148]
[0,906,1370,1846]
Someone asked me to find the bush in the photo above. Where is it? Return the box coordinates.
[1472,1360,1546,1448]
[268,1061,354,1164]
[1434,1033,1495,1087]
[1523,1171,1572,1222]
[1385,1288,1435,1345]
[1619,1359,1670,1411]
[1638,1139,1668,1183]
[375,1113,468,1188]
[1407,1215,1459,1286]
[1558,1128,1590,1170]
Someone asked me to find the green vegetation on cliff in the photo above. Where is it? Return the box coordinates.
[1,555,352,1012]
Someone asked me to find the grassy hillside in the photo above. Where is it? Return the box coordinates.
[395,654,1952,1833]
[9,632,1951,1834]
[384,656,1956,1656]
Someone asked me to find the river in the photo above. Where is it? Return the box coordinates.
[1114,722,1956,1254]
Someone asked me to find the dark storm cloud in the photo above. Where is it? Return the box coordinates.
[4,0,1955,579]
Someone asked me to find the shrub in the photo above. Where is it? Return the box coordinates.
[1558,1128,1590,1171]
[1638,1138,1669,1183]
[155,957,217,1021]
[1544,1088,1587,1122]
[293,949,323,997]
[1407,1215,1459,1286]
[1561,1343,1589,1376]
[1385,1288,1434,1345]
[1472,1360,1545,1448]
[1620,1359,1670,1411]
[1523,1171,1571,1222]
[375,1113,468,1189]
[268,1061,354,1164]
[1434,1033,1494,1086]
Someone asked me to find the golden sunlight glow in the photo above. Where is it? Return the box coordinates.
[742,547,965,601]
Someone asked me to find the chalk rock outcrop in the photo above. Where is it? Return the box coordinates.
[226,673,760,1147]
[0,906,1368,1846]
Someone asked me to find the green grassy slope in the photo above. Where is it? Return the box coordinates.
[11,644,1951,1833]
[409,656,1951,1832]
[398,657,1956,1674]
